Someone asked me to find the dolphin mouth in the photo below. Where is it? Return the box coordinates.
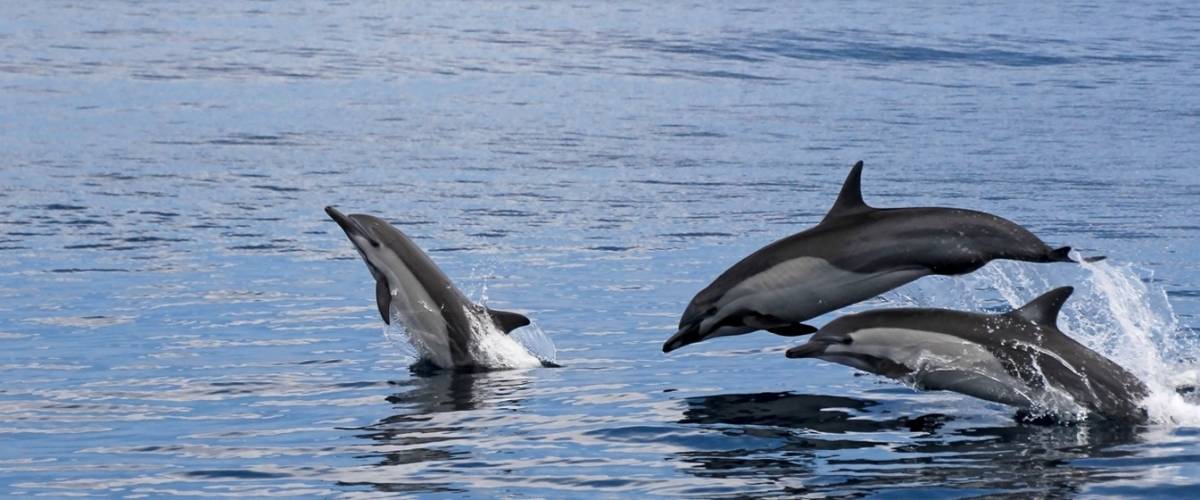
[785,341,829,359]
[325,206,379,246]
[325,206,358,233]
[662,322,702,353]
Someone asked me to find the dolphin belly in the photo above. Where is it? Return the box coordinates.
[369,244,455,367]
[709,257,928,332]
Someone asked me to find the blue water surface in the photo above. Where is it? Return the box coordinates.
[2,1,1199,497]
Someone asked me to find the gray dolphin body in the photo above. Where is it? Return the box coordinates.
[325,207,533,370]
[785,287,1148,422]
[664,161,1099,353]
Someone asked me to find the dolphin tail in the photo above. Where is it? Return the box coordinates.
[486,308,531,334]
[1048,246,1106,264]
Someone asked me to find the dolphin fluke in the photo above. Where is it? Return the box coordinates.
[1048,246,1106,264]
[487,308,531,334]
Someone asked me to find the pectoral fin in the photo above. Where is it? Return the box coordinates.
[375,281,392,324]
[766,323,819,337]
[486,308,531,334]
[743,313,818,337]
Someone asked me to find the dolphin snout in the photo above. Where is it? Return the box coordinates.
[785,341,830,359]
[662,322,702,353]
[325,206,354,231]
[325,206,376,244]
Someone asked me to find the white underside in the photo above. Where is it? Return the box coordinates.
[704,257,927,337]
[356,235,541,370]
[822,327,1084,417]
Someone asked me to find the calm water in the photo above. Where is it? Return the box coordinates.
[3,1,1200,497]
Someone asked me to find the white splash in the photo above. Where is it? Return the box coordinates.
[887,258,1200,425]
[1071,260,1200,425]
[380,271,556,371]
[382,306,554,371]
[459,308,546,370]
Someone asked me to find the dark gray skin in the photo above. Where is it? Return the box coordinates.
[326,207,531,370]
[786,287,1149,422]
[664,161,1101,353]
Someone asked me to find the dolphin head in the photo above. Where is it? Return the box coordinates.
[785,330,852,359]
[785,319,913,378]
[325,206,392,280]
[664,277,765,353]
[663,298,754,353]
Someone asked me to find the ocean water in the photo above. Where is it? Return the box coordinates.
[2,1,1200,497]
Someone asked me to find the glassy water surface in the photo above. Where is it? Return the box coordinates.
[2,1,1199,497]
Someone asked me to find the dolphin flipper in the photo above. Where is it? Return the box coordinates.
[766,323,819,337]
[376,281,392,324]
[487,308,531,334]
[743,313,818,337]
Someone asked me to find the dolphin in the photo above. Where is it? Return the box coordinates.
[325,206,541,371]
[785,287,1148,422]
[663,161,1102,353]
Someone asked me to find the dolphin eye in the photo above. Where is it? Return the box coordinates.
[839,337,853,345]
[370,240,380,248]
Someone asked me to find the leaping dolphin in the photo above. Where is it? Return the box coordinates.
[785,287,1148,422]
[326,206,543,371]
[663,161,1102,353]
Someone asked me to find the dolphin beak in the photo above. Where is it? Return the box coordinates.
[325,206,377,244]
[662,322,702,353]
[325,206,357,233]
[785,341,829,359]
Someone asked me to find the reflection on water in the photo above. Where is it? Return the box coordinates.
[676,391,1146,497]
[383,369,534,415]
[680,391,949,432]
[340,370,534,494]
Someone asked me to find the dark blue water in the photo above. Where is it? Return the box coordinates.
[3,1,1199,497]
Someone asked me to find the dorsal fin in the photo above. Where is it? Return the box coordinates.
[823,160,870,221]
[1010,286,1074,327]
[486,307,531,334]
[375,281,392,324]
